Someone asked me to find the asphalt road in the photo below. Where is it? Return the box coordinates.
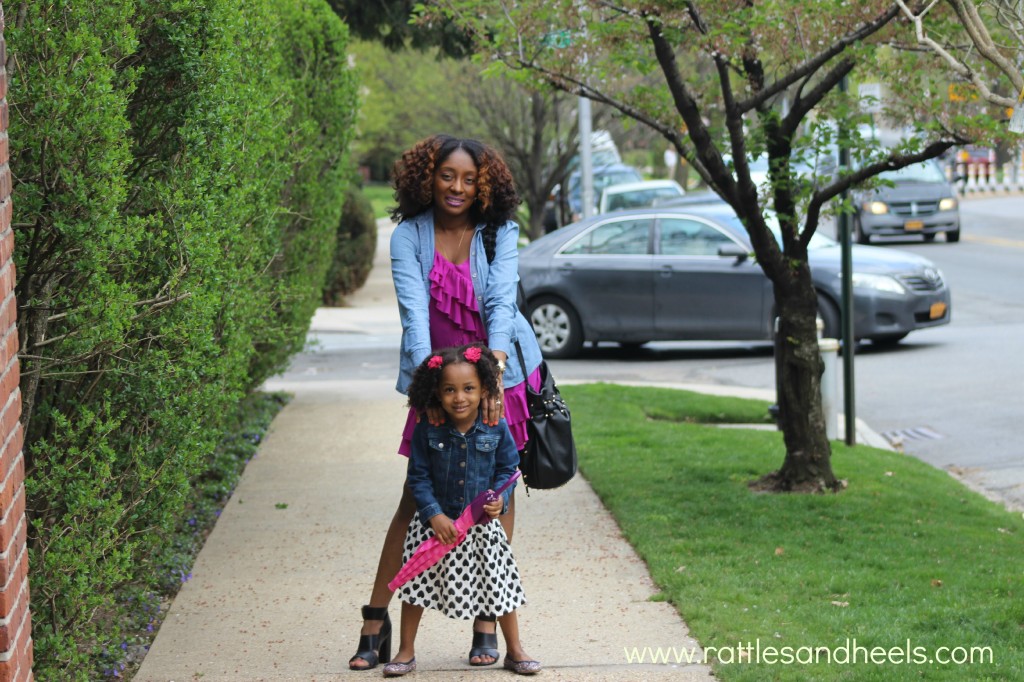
[290,195,1024,511]
[544,195,1024,511]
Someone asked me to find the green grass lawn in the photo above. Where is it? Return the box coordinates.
[362,182,394,220]
[564,383,1023,681]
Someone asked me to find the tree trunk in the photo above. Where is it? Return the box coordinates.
[752,273,840,493]
[524,194,546,241]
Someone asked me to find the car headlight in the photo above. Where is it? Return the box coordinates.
[849,273,907,294]
[863,201,889,215]
[938,197,958,211]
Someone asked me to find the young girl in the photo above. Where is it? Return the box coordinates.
[382,343,541,677]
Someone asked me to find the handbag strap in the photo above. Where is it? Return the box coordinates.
[513,338,528,380]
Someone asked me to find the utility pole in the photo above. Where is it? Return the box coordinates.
[838,76,856,445]
[579,97,594,219]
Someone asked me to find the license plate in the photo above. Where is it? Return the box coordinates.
[904,220,924,230]
[929,302,947,319]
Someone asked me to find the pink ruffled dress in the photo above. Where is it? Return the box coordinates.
[398,252,541,456]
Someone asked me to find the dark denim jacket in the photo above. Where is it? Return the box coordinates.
[407,415,519,522]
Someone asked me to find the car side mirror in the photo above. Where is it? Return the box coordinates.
[718,244,749,263]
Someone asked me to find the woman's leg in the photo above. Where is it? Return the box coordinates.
[470,491,516,665]
[349,485,416,669]
[498,489,516,542]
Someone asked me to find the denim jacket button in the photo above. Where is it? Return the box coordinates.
[458,480,464,485]
[461,443,467,449]
[459,461,466,468]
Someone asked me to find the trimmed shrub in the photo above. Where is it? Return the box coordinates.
[7,0,358,676]
[250,0,360,379]
[323,184,379,306]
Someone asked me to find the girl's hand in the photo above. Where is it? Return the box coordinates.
[482,494,502,519]
[429,514,459,545]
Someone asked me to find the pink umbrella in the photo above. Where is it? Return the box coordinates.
[388,471,521,592]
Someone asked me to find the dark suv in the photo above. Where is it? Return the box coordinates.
[853,160,961,243]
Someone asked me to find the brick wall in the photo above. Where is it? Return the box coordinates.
[0,4,34,681]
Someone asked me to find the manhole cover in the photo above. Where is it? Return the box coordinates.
[881,426,944,446]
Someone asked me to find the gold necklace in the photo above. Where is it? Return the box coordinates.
[436,225,471,262]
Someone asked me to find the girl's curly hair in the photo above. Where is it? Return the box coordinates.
[389,135,521,261]
[407,342,502,415]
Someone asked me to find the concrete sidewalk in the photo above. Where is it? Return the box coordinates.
[133,220,883,681]
[134,224,716,681]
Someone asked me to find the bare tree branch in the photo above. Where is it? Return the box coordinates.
[896,0,1024,107]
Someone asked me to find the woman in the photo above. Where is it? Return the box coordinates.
[348,135,544,671]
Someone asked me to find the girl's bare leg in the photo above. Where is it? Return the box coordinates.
[497,610,538,666]
[392,602,423,663]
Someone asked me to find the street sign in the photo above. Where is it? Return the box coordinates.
[541,30,572,49]
[859,82,882,114]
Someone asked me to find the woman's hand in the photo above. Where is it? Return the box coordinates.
[481,350,507,426]
[429,514,459,545]
[424,404,445,426]
[482,386,504,426]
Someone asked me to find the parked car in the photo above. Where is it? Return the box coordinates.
[953,145,994,171]
[598,179,684,213]
[543,163,642,231]
[519,203,951,358]
[853,159,960,244]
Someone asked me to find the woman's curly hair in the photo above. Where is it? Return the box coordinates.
[389,135,521,260]
[407,342,502,415]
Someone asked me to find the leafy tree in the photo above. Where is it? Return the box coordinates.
[327,0,472,55]
[349,39,588,239]
[349,39,481,180]
[427,0,1002,492]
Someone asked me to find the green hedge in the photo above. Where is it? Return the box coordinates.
[7,0,359,677]
[323,184,378,305]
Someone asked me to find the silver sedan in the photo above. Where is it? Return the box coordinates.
[519,203,951,359]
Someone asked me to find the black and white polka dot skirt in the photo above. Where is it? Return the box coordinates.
[397,512,526,619]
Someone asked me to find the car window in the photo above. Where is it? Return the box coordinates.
[560,218,651,255]
[658,218,736,256]
[606,187,683,212]
[569,169,643,199]
[879,161,946,183]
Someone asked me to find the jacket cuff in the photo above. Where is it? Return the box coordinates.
[488,332,511,356]
[419,502,443,522]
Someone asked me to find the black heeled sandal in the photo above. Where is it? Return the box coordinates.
[468,614,499,666]
[348,605,392,671]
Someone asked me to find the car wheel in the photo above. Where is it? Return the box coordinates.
[946,229,961,243]
[816,294,841,340]
[528,296,584,359]
[853,216,870,245]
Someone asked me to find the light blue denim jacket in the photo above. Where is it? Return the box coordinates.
[407,416,519,522]
[390,211,543,395]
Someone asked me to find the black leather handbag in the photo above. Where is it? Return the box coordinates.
[514,340,577,489]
